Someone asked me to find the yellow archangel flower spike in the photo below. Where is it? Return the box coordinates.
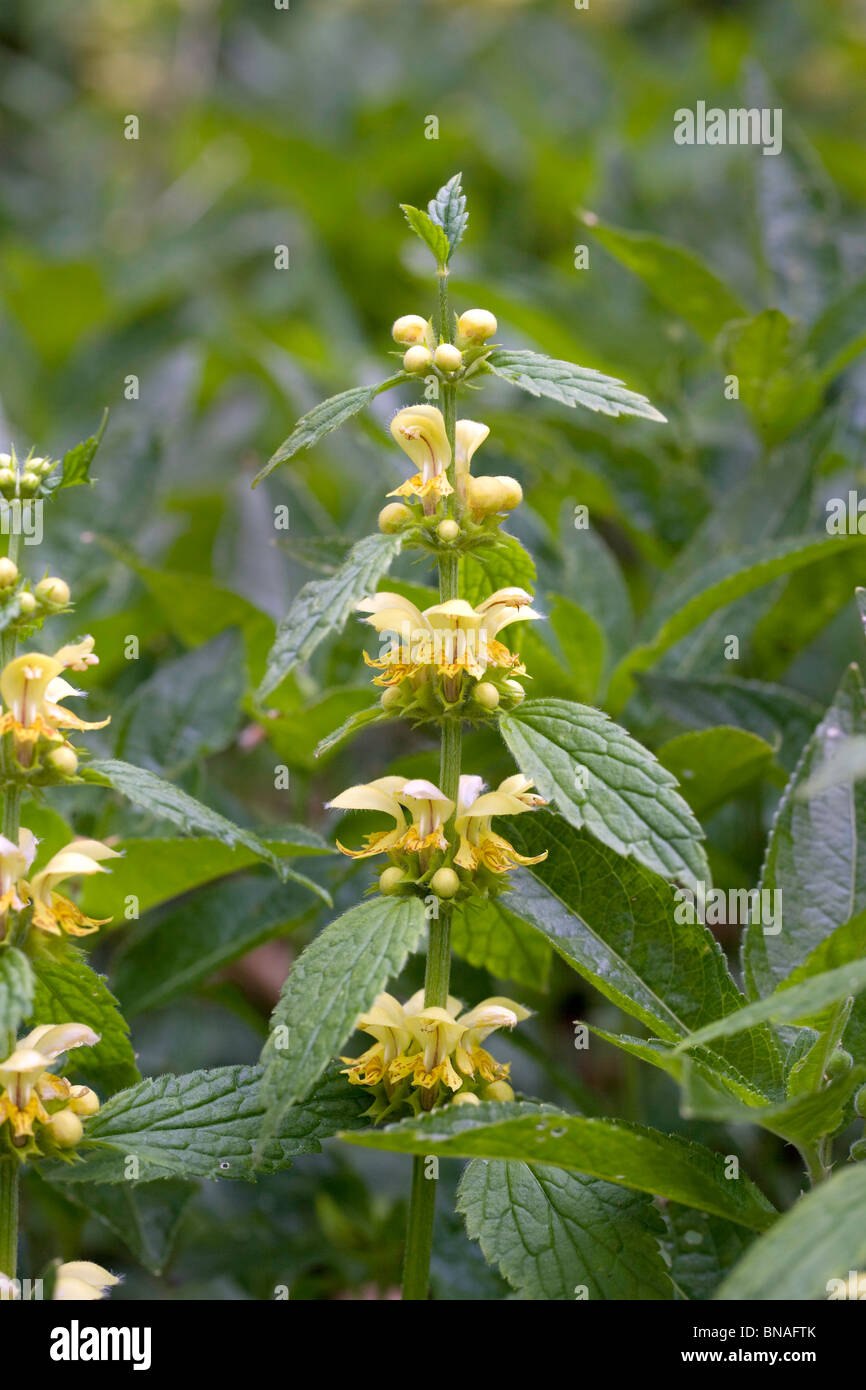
[0,1022,99,1141]
[358,587,542,685]
[23,837,123,937]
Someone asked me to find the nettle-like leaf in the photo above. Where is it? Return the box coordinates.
[656,726,777,819]
[113,874,316,1018]
[457,1159,672,1300]
[460,532,536,607]
[254,375,407,485]
[43,408,108,494]
[677,1058,866,1148]
[451,895,551,991]
[314,704,385,760]
[29,948,139,1095]
[84,759,327,901]
[0,947,34,1036]
[258,530,404,699]
[485,348,666,423]
[340,1103,777,1231]
[80,830,329,921]
[258,895,427,1147]
[42,1065,368,1185]
[744,664,866,999]
[716,1164,866,1301]
[56,1179,196,1277]
[607,532,866,713]
[400,203,450,266]
[499,698,709,887]
[427,172,468,256]
[662,1204,755,1302]
[504,812,784,1106]
[580,214,749,344]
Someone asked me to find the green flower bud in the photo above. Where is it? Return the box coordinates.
[381,685,402,711]
[378,502,414,534]
[827,1048,854,1078]
[47,745,79,777]
[451,1091,480,1107]
[0,558,18,588]
[482,1080,514,1103]
[17,591,36,616]
[35,576,71,606]
[436,519,459,543]
[849,1138,866,1162]
[430,866,460,899]
[473,681,500,711]
[379,866,407,895]
[48,1109,84,1149]
[0,469,15,491]
[854,1083,866,1119]
[433,343,463,373]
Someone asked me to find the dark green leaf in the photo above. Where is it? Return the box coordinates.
[427,172,468,255]
[400,204,450,266]
[29,948,139,1095]
[486,348,667,423]
[254,375,407,484]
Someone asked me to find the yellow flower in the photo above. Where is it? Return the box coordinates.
[387,405,453,507]
[454,419,490,506]
[341,991,530,1108]
[327,776,454,860]
[24,838,122,937]
[453,773,548,872]
[0,828,37,919]
[53,1261,119,1301]
[0,646,108,763]
[0,1023,99,1141]
[358,586,540,687]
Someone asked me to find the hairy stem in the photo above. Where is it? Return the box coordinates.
[402,286,461,1301]
[0,1159,17,1280]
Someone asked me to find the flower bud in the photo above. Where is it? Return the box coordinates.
[29,457,50,475]
[69,1085,100,1116]
[436,519,459,543]
[503,679,525,704]
[381,685,402,711]
[854,1084,866,1119]
[392,315,430,346]
[19,471,39,494]
[403,345,432,373]
[47,745,79,777]
[850,1138,866,1162]
[379,866,407,895]
[433,343,463,373]
[18,592,36,616]
[466,475,506,516]
[457,309,498,345]
[430,866,460,899]
[36,577,70,606]
[493,476,523,512]
[48,1109,84,1149]
[0,558,18,587]
[482,1080,514,1103]
[473,681,500,711]
[827,1048,853,1078]
[378,502,414,534]
[0,469,14,491]
[451,1091,481,1107]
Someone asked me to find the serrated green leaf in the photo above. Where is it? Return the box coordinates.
[459,533,536,608]
[805,276,866,384]
[675,959,866,1053]
[399,204,450,266]
[85,758,327,901]
[744,665,866,998]
[679,1057,866,1147]
[716,1164,866,1300]
[639,673,821,774]
[29,948,139,1095]
[80,831,328,921]
[54,1179,196,1276]
[258,531,404,699]
[452,895,551,991]
[663,1204,754,1301]
[43,1065,368,1184]
[114,874,315,1017]
[51,408,108,491]
[582,216,749,343]
[314,704,386,760]
[427,172,468,255]
[458,1158,671,1300]
[340,1102,778,1231]
[0,947,34,1037]
[720,309,820,444]
[608,534,866,713]
[254,375,406,485]
[656,727,777,819]
[504,812,784,1104]
[259,894,427,1145]
[500,698,709,887]
[486,348,667,423]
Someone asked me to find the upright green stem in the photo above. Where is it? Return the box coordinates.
[402,279,462,1301]
[0,524,22,1278]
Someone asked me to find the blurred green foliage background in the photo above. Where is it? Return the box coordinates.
[2,0,865,1298]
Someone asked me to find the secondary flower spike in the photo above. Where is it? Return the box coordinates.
[0,1022,100,1146]
[341,990,530,1116]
